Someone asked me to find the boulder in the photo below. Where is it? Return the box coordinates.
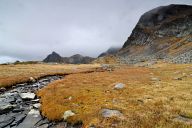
[100,109,123,118]
[29,77,36,83]
[114,83,125,89]
[151,77,160,81]
[63,110,75,120]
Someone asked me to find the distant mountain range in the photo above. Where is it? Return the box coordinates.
[43,52,95,64]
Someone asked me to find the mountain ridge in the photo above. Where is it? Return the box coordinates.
[43,52,95,64]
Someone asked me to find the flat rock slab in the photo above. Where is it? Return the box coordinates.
[19,93,35,100]
[0,116,15,128]
[17,109,42,128]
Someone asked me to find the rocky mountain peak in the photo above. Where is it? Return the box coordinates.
[138,4,192,27]
[118,4,192,64]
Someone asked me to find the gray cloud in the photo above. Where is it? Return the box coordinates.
[0,0,191,63]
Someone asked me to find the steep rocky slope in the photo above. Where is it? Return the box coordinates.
[43,52,95,64]
[118,4,192,64]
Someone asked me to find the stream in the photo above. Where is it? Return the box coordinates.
[0,75,82,128]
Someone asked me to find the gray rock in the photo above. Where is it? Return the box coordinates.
[37,123,49,128]
[17,109,42,128]
[151,77,160,81]
[10,113,27,127]
[173,115,192,125]
[114,83,125,89]
[29,77,36,83]
[33,103,41,109]
[0,87,6,93]
[101,109,123,118]
[0,103,16,114]
[63,110,75,120]
[19,92,35,100]
[0,116,15,128]
[173,77,182,80]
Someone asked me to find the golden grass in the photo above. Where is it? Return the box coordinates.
[38,63,192,127]
[0,64,100,88]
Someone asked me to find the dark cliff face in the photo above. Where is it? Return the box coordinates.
[43,52,95,64]
[119,4,192,64]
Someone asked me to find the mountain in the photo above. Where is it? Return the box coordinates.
[43,52,95,64]
[98,47,120,57]
[117,4,192,64]
[43,52,64,63]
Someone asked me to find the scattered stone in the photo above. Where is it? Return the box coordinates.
[19,92,35,100]
[151,77,160,81]
[0,75,63,127]
[101,109,123,118]
[173,115,192,125]
[29,77,36,83]
[114,83,125,89]
[63,110,75,120]
[173,77,182,80]
[68,96,72,100]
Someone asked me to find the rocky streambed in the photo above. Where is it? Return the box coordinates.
[0,75,81,128]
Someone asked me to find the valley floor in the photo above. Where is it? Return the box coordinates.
[0,63,192,128]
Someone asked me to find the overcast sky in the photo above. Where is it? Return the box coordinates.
[0,0,191,63]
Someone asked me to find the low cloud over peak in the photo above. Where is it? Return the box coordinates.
[0,0,191,63]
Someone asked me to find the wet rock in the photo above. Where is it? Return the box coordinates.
[0,87,6,93]
[31,99,40,103]
[101,109,123,118]
[12,107,25,113]
[10,113,27,126]
[0,116,15,128]
[34,118,50,127]
[19,92,35,100]
[114,83,125,89]
[63,110,75,120]
[0,103,16,114]
[37,123,49,128]
[17,109,42,128]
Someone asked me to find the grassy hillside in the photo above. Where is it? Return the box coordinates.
[0,64,100,88]
[38,62,192,127]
